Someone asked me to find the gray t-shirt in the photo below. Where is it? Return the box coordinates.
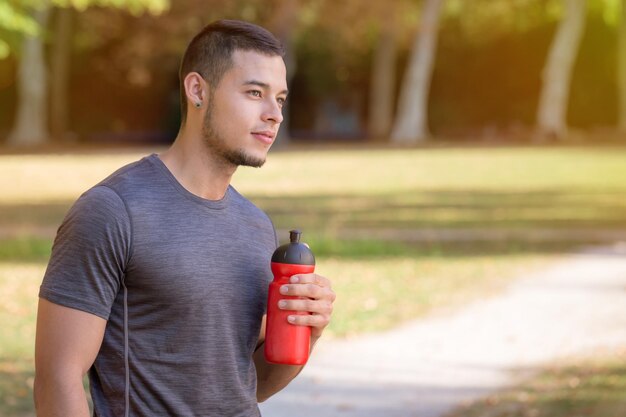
[40,154,278,417]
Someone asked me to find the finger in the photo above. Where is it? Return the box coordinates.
[278,299,333,316]
[287,312,330,328]
[280,283,326,299]
[290,273,331,288]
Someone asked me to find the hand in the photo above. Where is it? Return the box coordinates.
[278,273,336,339]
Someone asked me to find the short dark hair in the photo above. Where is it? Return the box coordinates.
[178,20,285,125]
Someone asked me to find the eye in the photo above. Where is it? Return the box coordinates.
[277,97,287,106]
[248,90,262,98]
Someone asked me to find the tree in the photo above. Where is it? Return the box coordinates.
[284,0,416,141]
[536,0,586,140]
[7,5,51,146]
[619,0,626,132]
[266,0,300,146]
[367,6,399,140]
[391,0,445,144]
[5,0,169,147]
[50,6,74,142]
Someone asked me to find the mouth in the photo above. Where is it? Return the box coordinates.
[251,130,275,145]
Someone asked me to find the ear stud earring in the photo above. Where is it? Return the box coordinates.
[195,102,202,108]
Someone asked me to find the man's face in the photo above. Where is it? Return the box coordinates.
[201,49,288,168]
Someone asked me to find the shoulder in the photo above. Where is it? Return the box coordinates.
[54,185,132,259]
[228,186,272,222]
[58,156,158,235]
[76,154,165,217]
[96,154,156,193]
[58,159,140,244]
[68,185,129,225]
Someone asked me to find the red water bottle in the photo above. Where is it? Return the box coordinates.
[265,229,315,365]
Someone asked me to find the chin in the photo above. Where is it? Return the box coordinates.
[225,148,267,168]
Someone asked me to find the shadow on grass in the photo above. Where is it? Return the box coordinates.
[308,237,604,259]
[2,187,626,231]
[0,203,71,232]
[0,359,93,417]
[0,233,610,264]
[1,186,624,262]
[0,359,34,417]
[248,188,626,230]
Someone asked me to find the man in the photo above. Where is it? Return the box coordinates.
[34,20,336,417]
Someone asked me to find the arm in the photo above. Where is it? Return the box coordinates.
[34,298,107,417]
[254,273,335,402]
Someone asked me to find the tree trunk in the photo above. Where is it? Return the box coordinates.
[619,0,626,132]
[390,0,444,144]
[536,0,586,140]
[8,5,51,146]
[268,0,299,147]
[367,9,398,141]
[50,6,74,142]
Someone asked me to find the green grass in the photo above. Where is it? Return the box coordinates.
[1,145,625,416]
[234,147,626,196]
[0,238,52,262]
[445,353,626,417]
[0,358,34,417]
[317,251,551,337]
[1,145,625,339]
[2,146,626,232]
[237,146,626,233]
[248,189,626,232]
[0,263,42,416]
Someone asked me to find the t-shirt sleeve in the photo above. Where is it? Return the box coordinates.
[39,185,132,320]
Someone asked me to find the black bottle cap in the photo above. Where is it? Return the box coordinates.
[271,229,316,265]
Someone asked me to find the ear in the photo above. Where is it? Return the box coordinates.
[184,72,207,109]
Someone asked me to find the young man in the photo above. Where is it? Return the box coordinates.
[34,20,335,417]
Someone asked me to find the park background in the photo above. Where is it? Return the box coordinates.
[1,0,626,416]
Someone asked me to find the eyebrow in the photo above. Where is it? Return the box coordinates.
[243,80,288,96]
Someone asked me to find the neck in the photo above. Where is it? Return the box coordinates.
[158,127,236,201]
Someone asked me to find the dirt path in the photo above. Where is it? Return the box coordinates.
[259,243,626,417]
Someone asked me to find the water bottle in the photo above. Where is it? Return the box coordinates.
[264,230,315,365]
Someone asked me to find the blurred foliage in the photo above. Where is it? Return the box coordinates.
[0,2,39,58]
[0,0,624,140]
[0,0,169,59]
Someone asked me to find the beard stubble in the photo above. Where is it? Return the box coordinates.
[201,106,267,168]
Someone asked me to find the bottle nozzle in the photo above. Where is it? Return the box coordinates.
[272,229,315,265]
[289,229,301,243]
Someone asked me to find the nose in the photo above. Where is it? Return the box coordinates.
[262,99,284,125]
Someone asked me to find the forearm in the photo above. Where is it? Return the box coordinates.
[254,335,319,402]
[34,374,90,417]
